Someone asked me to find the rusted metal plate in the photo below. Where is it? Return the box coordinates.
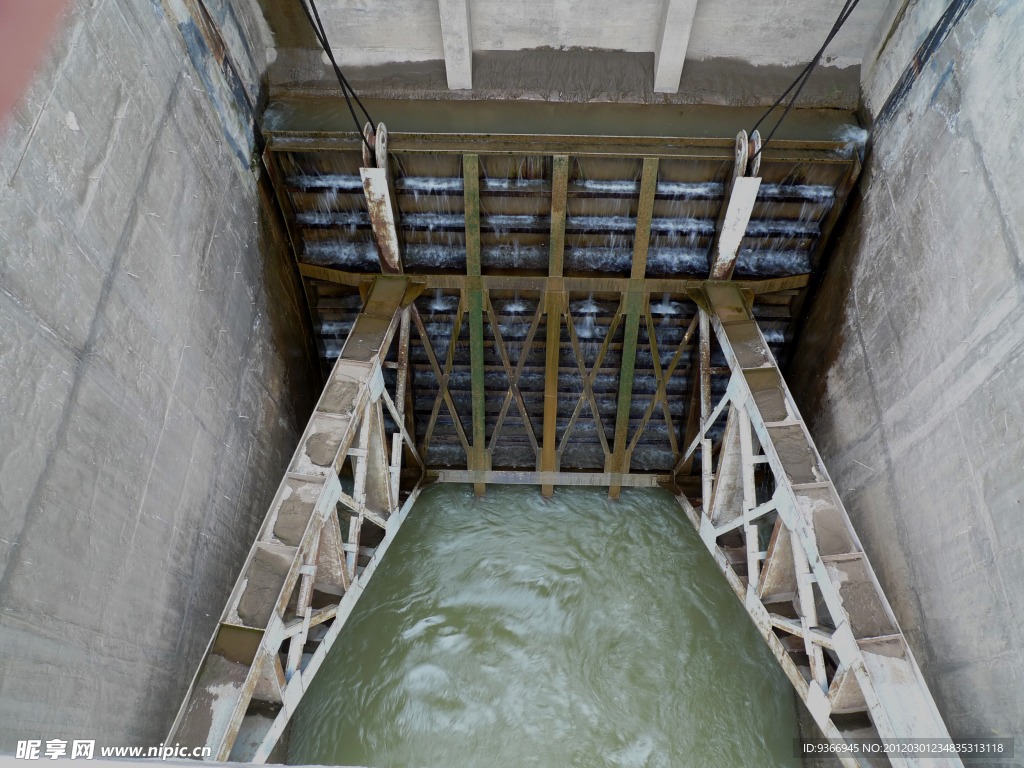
[709,176,761,280]
[361,167,401,271]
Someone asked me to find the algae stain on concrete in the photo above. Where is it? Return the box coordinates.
[288,484,800,768]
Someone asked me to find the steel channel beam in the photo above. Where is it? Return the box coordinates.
[433,470,668,487]
[606,288,643,498]
[607,158,658,497]
[464,154,488,495]
[296,263,811,296]
[540,288,562,497]
[265,131,857,163]
[549,155,569,278]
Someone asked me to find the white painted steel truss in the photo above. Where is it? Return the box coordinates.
[166,276,423,762]
[672,281,962,767]
[168,277,963,766]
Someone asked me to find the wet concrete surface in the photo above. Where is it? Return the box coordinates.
[789,0,1024,744]
[0,0,317,751]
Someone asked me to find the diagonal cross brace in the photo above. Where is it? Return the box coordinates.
[486,293,542,457]
[559,296,625,459]
[412,303,471,461]
[626,312,698,461]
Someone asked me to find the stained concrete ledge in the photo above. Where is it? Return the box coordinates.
[269,48,860,109]
[262,94,861,143]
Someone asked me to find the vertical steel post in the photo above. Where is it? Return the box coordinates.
[464,154,487,496]
[608,158,658,497]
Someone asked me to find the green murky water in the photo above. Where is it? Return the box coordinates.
[288,485,799,768]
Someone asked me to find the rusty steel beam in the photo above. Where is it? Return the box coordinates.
[295,263,812,296]
[549,155,569,278]
[464,155,487,495]
[468,286,487,496]
[433,470,669,487]
[605,159,658,497]
[361,167,402,273]
[540,290,562,497]
[266,131,858,163]
[463,154,482,276]
[708,176,760,280]
[708,132,761,281]
[631,158,659,280]
[606,288,643,499]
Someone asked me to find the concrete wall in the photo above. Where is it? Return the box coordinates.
[269,49,866,109]
[260,0,887,68]
[259,0,886,107]
[790,0,1024,740]
[0,0,318,751]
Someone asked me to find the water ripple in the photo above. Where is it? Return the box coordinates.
[289,485,799,768]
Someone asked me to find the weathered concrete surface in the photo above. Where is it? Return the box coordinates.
[269,48,863,108]
[256,0,888,69]
[259,0,886,105]
[0,0,317,752]
[790,0,1024,741]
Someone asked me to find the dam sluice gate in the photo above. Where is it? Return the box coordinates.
[167,127,963,766]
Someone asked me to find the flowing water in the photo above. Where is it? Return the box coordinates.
[287,485,800,768]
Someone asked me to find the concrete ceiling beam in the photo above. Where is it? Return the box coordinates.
[438,0,473,89]
[653,0,700,93]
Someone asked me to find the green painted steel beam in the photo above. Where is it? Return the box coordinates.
[606,159,658,497]
[467,286,487,495]
[631,158,659,280]
[464,154,486,494]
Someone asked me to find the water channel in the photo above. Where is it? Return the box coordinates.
[288,484,800,767]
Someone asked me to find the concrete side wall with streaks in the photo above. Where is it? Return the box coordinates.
[791,0,1024,741]
[0,0,318,750]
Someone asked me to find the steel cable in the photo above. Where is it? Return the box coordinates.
[298,0,377,155]
[751,0,863,160]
